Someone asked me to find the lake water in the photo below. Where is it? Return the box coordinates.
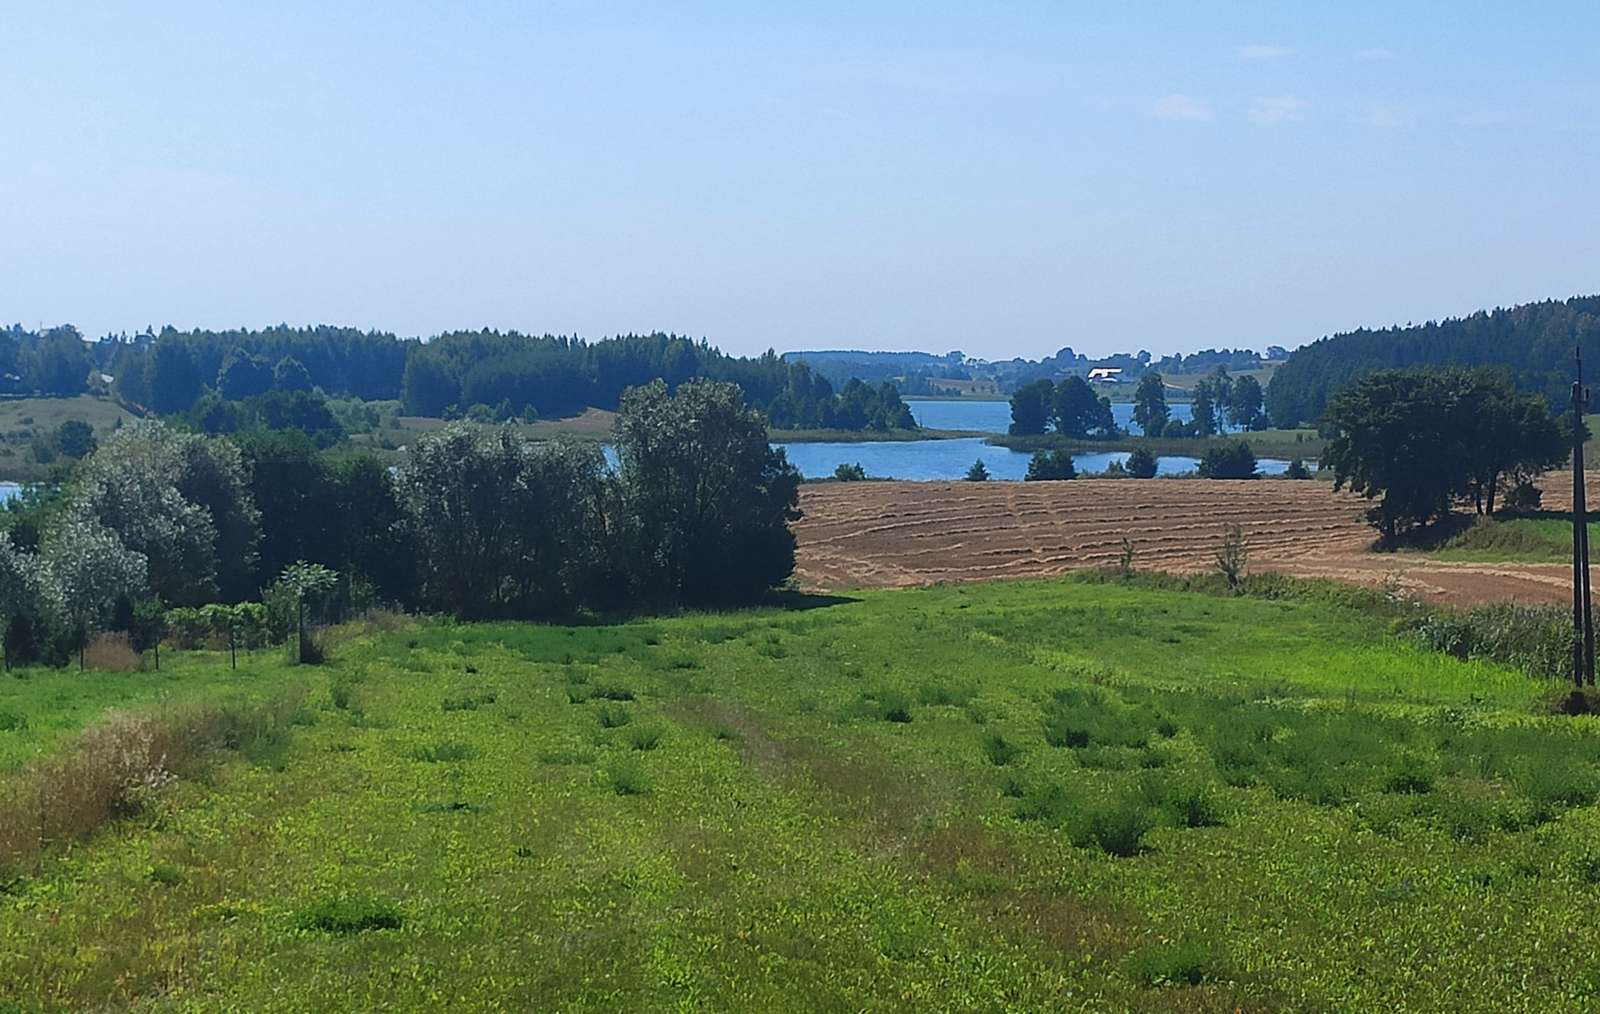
[776,437,1288,481]
[0,482,19,505]
[908,397,1224,436]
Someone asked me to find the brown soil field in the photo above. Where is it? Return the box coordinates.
[793,478,1585,606]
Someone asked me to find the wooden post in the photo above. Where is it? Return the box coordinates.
[1573,348,1594,686]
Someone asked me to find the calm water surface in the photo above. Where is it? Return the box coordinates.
[775,437,1288,481]
[0,482,20,505]
[909,397,1224,436]
[778,399,1279,481]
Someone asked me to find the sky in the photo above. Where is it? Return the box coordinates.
[3,2,1599,360]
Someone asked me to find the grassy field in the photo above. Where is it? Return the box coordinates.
[6,577,1600,1010]
[1391,514,1597,563]
[0,394,140,481]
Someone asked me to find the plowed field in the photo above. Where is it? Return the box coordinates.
[794,478,1584,605]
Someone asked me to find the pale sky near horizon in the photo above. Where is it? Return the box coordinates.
[3,2,1598,359]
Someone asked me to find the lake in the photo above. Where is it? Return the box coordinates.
[0,482,20,505]
[908,397,1228,435]
[775,437,1289,481]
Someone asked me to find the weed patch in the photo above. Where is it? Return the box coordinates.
[294,897,404,934]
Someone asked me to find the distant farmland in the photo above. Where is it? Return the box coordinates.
[794,479,1582,606]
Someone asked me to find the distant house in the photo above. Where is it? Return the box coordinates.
[1087,367,1124,384]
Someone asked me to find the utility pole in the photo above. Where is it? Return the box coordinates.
[1574,347,1587,687]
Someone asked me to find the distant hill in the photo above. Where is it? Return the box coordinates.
[1265,295,1600,427]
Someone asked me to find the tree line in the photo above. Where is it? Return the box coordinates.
[1008,368,1266,438]
[95,326,914,433]
[0,380,801,668]
[1265,295,1600,427]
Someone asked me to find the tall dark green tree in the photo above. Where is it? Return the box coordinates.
[1008,379,1056,435]
[1132,371,1169,435]
[1323,368,1566,535]
[1229,374,1266,430]
[1190,380,1220,436]
[1052,376,1114,437]
[26,328,91,396]
[613,380,801,605]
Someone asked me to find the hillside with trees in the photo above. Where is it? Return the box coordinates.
[1265,295,1600,427]
[98,326,914,434]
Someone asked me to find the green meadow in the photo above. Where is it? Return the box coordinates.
[4,577,1600,1011]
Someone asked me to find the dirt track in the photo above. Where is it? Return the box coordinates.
[793,479,1584,606]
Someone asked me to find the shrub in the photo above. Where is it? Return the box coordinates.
[833,462,867,481]
[166,607,212,650]
[872,690,913,723]
[1214,524,1247,589]
[608,760,650,796]
[1014,781,1076,827]
[1127,936,1227,987]
[294,897,404,933]
[1140,775,1226,828]
[1409,602,1569,679]
[1125,447,1158,479]
[412,740,474,763]
[1284,457,1313,480]
[964,459,990,481]
[597,704,632,728]
[981,733,1021,766]
[0,710,27,732]
[148,864,183,886]
[627,725,662,751]
[1198,439,1257,479]
[1024,450,1076,482]
[919,684,976,707]
[1503,480,1542,512]
[1073,798,1156,856]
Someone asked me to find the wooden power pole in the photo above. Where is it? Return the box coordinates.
[1573,347,1594,687]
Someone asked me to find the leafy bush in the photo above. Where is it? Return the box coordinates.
[981,733,1021,766]
[1409,603,1570,679]
[833,462,867,481]
[1079,798,1156,856]
[412,740,474,763]
[918,684,976,707]
[294,896,404,933]
[166,607,212,650]
[607,760,650,796]
[1024,450,1076,482]
[1128,935,1227,987]
[1198,439,1257,479]
[872,690,913,723]
[1284,457,1313,479]
[597,704,632,728]
[1125,447,1158,479]
[627,725,662,751]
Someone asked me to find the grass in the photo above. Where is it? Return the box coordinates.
[2,575,1598,1009]
[1419,514,1599,563]
[0,394,140,481]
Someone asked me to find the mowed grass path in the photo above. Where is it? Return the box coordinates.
[2,580,1599,1011]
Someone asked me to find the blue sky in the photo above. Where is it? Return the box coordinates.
[3,2,1598,359]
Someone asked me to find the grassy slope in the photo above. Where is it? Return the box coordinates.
[6,579,1600,1010]
[0,654,288,774]
[0,394,140,481]
[1405,516,1598,564]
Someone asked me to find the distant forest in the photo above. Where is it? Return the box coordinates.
[2,325,915,434]
[1265,295,1600,427]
